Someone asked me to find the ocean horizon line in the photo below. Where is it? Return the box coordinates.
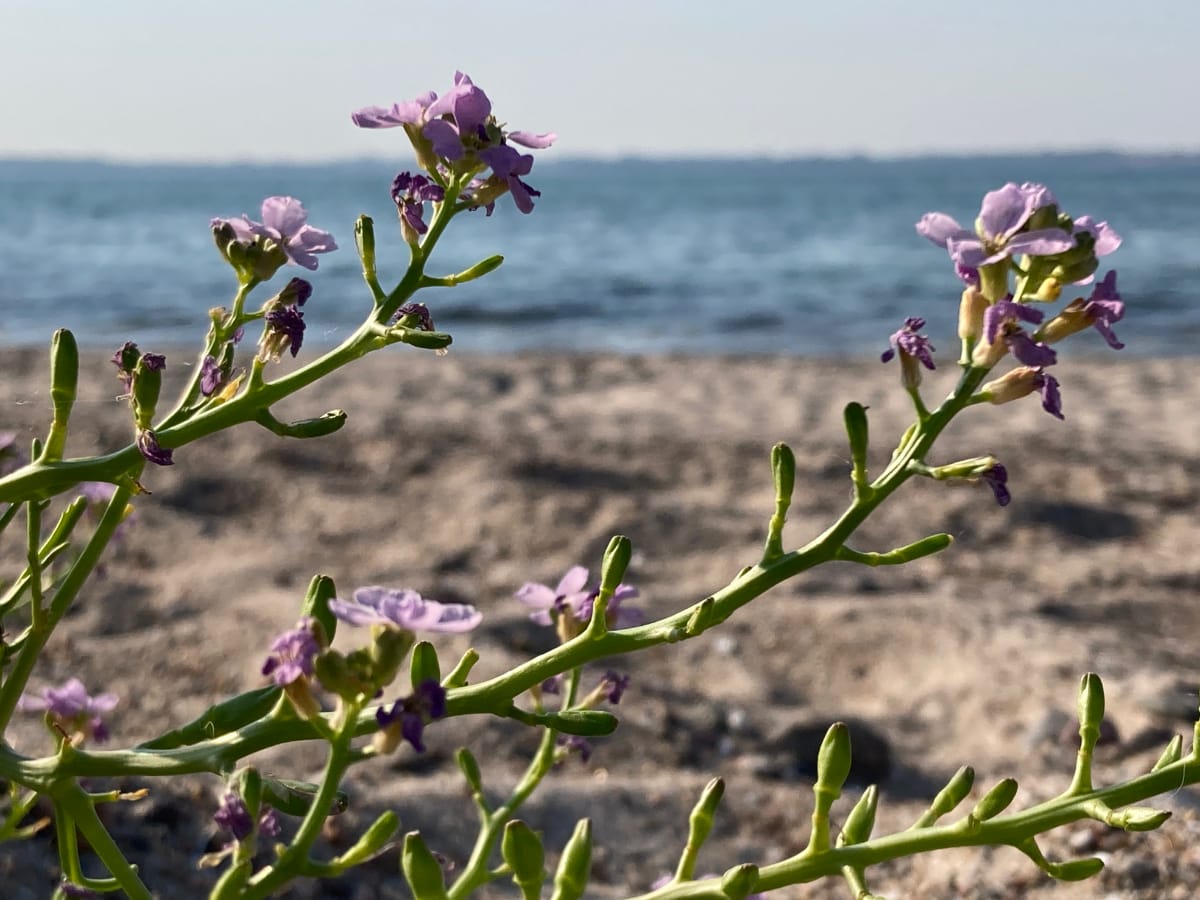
[4,148,1200,172]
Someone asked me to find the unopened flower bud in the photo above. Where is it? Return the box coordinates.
[720,863,759,900]
[331,811,399,868]
[401,831,449,900]
[971,778,1018,822]
[837,784,878,846]
[131,353,165,430]
[409,641,441,692]
[958,288,988,342]
[502,820,546,897]
[1035,298,1091,344]
[980,367,1040,405]
[550,818,592,900]
[1108,806,1171,832]
[915,765,975,827]
[1034,277,1063,302]
[816,722,853,800]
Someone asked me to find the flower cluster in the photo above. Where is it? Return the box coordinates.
[353,71,556,215]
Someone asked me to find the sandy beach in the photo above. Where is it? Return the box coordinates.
[2,346,1199,898]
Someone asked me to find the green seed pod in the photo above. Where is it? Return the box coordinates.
[231,767,263,818]
[1048,857,1105,881]
[401,831,449,900]
[136,685,282,749]
[971,778,1018,822]
[917,765,975,826]
[816,722,853,800]
[400,329,454,350]
[371,628,414,689]
[410,641,441,693]
[1077,673,1105,737]
[441,648,479,688]
[131,354,164,429]
[838,784,878,846]
[599,535,632,600]
[719,863,759,900]
[44,329,79,461]
[300,575,337,646]
[884,533,954,564]
[689,778,725,851]
[261,777,349,818]
[1109,806,1171,832]
[550,818,592,900]
[1151,734,1183,772]
[355,215,377,282]
[543,709,618,737]
[842,405,869,488]
[450,254,504,284]
[455,748,484,795]
[332,811,400,867]
[502,820,546,899]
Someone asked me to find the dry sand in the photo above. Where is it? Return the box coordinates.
[2,347,1199,898]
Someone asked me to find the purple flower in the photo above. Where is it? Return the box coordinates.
[600,671,630,704]
[881,317,935,369]
[955,262,980,287]
[213,792,254,841]
[136,429,174,466]
[391,172,445,242]
[262,617,321,687]
[477,144,543,214]
[329,586,482,633]
[981,463,1011,507]
[18,678,118,744]
[1083,271,1125,349]
[423,72,494,159]
[351,91,438,129]
[917,182,1074,269]
[212,197,337,271]
[393,302,435,330]
[557,735,593,764]
[1072,216,1123,263]
[200,356,222,396]
[376,679,447,753]
[214,792,280,842]
[982,299,1057,368]
[262,304,306,359]
[1032,370,1063,420]
[516,566,593,626]
[578,584,644,629]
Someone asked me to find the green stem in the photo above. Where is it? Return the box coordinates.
[242,711,359,899]
[25,500,45,632]
[53,780,152,899]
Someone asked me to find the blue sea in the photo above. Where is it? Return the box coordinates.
[1,155,1197,355]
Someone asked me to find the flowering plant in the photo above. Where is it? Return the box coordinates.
[0,71,1195,899]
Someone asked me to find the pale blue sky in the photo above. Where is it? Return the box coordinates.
[2,1,1198,161]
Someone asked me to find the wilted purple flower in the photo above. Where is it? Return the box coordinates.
[391,172,445,242]
[0,431,25,476]
[1032,370,1063,420]
[376,679,447,753]
[917,182,1074,269]
[557,735,593,764]
[199,356,222,396]
[981,463,1011,507]
[212,197,337,271]
[278,276,313,307]
[213,792,254,841]
[58,882,99,899]
[111,341,141,393]
[516,566,593,626]
[600,671,630,704]
[540,674,563,695]
[135,429,173,466]
[578,584,644,629]
[982,298,1056,368]
[1083,271,1125,349]
[330,586,482,633]
[141,352,166,371]
[262,617,321,687]
[261,304,306,359]
[881,317,935,370]
[393,302,435,330]
[19,678,118,744]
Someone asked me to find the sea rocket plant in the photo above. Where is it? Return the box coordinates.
[0,74,1196,900]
